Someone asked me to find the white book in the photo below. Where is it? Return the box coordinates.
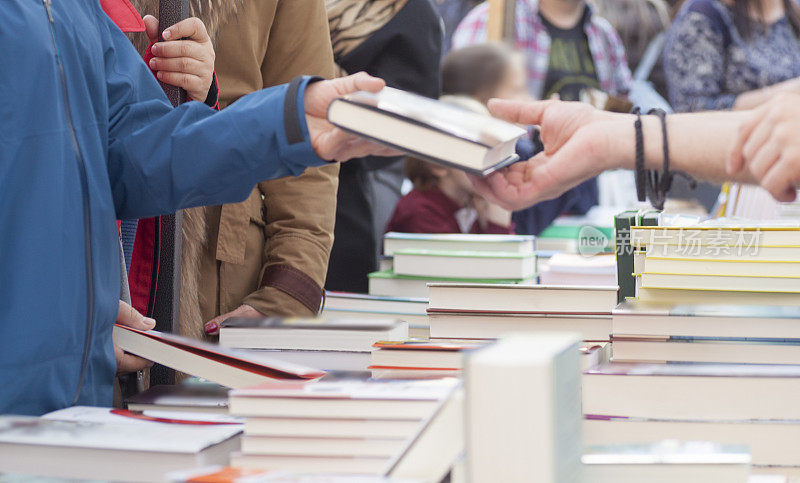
[243,417,422,439]
[323,292,428,315]
[640,272,800,293]
[383,232,535,255]
[241,435,406,458]
[428,283,618,313]
[610,336,800,365]
[466,333,583,483]
[393,249,536,280]
[327,87,527,175]
[643,257,800,277]
[0,407,241,482]
[582,440,750,483]
[631,225,800,248]
[583,416,800,467]
[218,317,408,352]
[229,378,459,420]
[428,311,612,341]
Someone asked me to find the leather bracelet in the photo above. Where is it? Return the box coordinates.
[646,109,696,210]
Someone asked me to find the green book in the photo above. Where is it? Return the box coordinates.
[615,210,660,303]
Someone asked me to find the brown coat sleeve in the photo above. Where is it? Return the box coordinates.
[242,0,339,317]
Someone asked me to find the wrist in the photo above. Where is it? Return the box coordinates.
[589,115,633,171]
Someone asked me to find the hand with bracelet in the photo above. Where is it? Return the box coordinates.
[472,99,768,211]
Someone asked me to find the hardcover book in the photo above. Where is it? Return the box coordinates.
[327,87,527,176]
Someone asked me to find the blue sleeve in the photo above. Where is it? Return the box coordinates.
[512,180,598,236]
[664,2,737,112]
[96,10,327,220]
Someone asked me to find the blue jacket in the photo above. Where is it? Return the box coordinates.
[2,0,327,415]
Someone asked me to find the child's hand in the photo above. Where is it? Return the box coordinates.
[144,15,215,103]
[472,195,512,231]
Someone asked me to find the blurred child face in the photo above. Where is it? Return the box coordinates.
[493,58,530,102]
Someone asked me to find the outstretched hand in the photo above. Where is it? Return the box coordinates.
[470,99,616,211]
[304,72,401,162]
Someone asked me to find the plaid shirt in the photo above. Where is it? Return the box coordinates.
[452,0,632,99]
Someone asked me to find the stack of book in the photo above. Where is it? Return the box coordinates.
[536,213,615,254]
[368,339,488,379]
[368,339,609,379]
[538,252,617,286]
[582,440,751,482]
[611,303,800,365]
[0,406,242,482]
[227,376,462,480]
[582,362,800,474]
[427,283,618,342]
[321,292,429,339]
[630,223,800,306]
[368,233,537,299]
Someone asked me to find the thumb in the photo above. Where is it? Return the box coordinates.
[488,99,555,126]
[117,300,156,331]
[143,15,159,44]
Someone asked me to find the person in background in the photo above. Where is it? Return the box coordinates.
[452,0,632,103]
[592,0,672,105]
[665,0,800,113]
[325,0,442,294]
[441,43,597,235]
[434,0,481,53]
[386,96,514,235]
[130,0,341,339]
[664,0,800,209]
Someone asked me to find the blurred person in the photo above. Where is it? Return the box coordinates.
[665,0,800,113]
[664,0,800,209]
[452,0,632,102]
[592,0,672,108]
[129,0,341,340]
[435,0,481,53]
[442,43,597,234]
[470,95,800,212]
[386,96,514,235]
[3,0,390,415]
[325,0,443,293]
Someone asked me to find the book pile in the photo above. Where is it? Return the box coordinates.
[582,440,751,483]
[536,213,615,254]
[630,223,800,306]
[218,317,408,353]
[427,283,617,342]
[616,222,800,363]
[368,339,487,379]
[321,292,429,339]
[368,233,538,299]
[584,221,800,477]
[368,339,609,380]
[0,406,242,482]
[227,376,462,480]
[538,252,617,286]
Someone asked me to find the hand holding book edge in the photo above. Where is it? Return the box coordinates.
[115,300,156,374]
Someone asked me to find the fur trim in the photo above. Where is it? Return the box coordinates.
[327,0,409,59]
[128,0,245,54]
[178,207,208,342]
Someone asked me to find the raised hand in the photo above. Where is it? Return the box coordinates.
[304,72,401,162]
[144,16,215,103]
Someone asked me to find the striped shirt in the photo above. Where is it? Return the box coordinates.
[452,0,632,99]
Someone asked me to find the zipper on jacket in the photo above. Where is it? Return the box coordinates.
[42,0,96,405]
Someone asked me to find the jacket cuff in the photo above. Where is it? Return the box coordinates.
[255,264,324,314]
[277,75,329,173]
[204,72,220,110]
[243,286,320,318]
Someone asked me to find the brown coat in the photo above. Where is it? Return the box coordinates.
[131,0,338,339]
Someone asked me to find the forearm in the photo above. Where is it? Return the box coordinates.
[604,110,756,185]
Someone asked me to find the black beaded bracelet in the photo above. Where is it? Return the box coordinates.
[632,107,646,203]
[631,107,697,210]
